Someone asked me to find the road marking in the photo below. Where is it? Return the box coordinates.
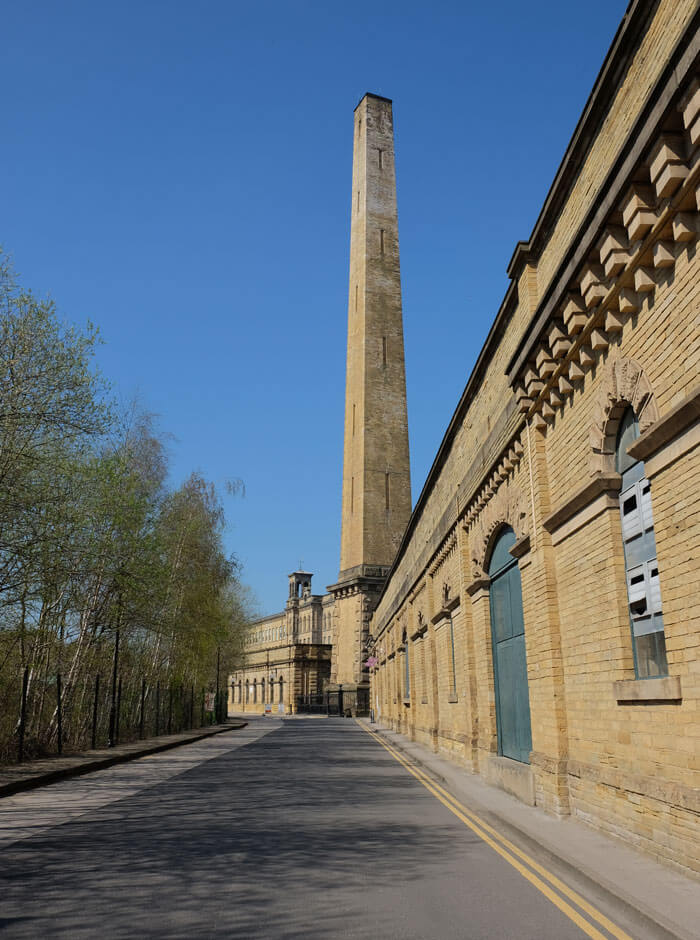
[356,721,632,940]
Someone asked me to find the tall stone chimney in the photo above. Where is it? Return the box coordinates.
[330,93,411,690]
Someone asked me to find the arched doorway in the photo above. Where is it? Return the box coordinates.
[489,526,532,763]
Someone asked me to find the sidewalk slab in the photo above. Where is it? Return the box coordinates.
[363,720,700,940]
[0,721,247,799]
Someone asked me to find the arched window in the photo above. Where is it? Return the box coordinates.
[245,681,249,704]
[616,407,668,678]
[279,676,284,704]
[253,679,257,704]
[238,681,242,704]
[261,678,266,703]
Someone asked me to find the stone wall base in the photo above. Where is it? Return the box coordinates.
[483,754,536,806]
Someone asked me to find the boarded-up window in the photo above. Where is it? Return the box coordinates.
[616,408,668,678]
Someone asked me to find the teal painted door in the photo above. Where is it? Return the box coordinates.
[488,527,532,764]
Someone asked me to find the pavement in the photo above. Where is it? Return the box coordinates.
[361,717,700,940]
[0,715,698,938]
[0,720,247,798]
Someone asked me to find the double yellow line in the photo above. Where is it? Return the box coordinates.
[356,721,632,940]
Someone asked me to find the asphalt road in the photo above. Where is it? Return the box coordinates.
[0,718,628,939]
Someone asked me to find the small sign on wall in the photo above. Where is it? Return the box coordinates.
[278,703,285,715]
[264,703,272,715]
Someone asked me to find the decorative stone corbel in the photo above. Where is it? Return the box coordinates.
[649,134,688,199]
[622,184,657,242]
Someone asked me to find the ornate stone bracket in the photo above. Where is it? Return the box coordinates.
[469,483,530,582]
[589,356,659,474]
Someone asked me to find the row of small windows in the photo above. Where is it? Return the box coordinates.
[246,625,286,646]
[233,678,284,705]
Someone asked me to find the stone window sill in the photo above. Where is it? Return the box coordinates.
[613,676,681,703]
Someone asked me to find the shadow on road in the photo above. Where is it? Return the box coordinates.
[0,720,484,938]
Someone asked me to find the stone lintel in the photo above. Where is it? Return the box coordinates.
[626,385,700,462]
[543,471,621,534]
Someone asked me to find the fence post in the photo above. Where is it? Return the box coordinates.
[139,679,146,739]
[155,682,160,736]
[18,666,29,763]
[91,674,100,749]
[115,677,122,745]
[56,672,63,756]
[108,629,120,747]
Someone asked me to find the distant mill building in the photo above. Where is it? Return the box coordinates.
[233,0,700,876]
[230,570,333,713]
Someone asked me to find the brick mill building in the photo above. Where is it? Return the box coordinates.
[233,0,700,875]
[365,1,700,876]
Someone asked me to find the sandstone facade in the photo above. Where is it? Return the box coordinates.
[370,0,700,876]
[229,571,333,715]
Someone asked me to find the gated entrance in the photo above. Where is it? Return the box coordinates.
[296,687,369,717]
[488,526,532,763]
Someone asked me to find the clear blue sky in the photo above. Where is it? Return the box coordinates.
[3,0,628,615]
